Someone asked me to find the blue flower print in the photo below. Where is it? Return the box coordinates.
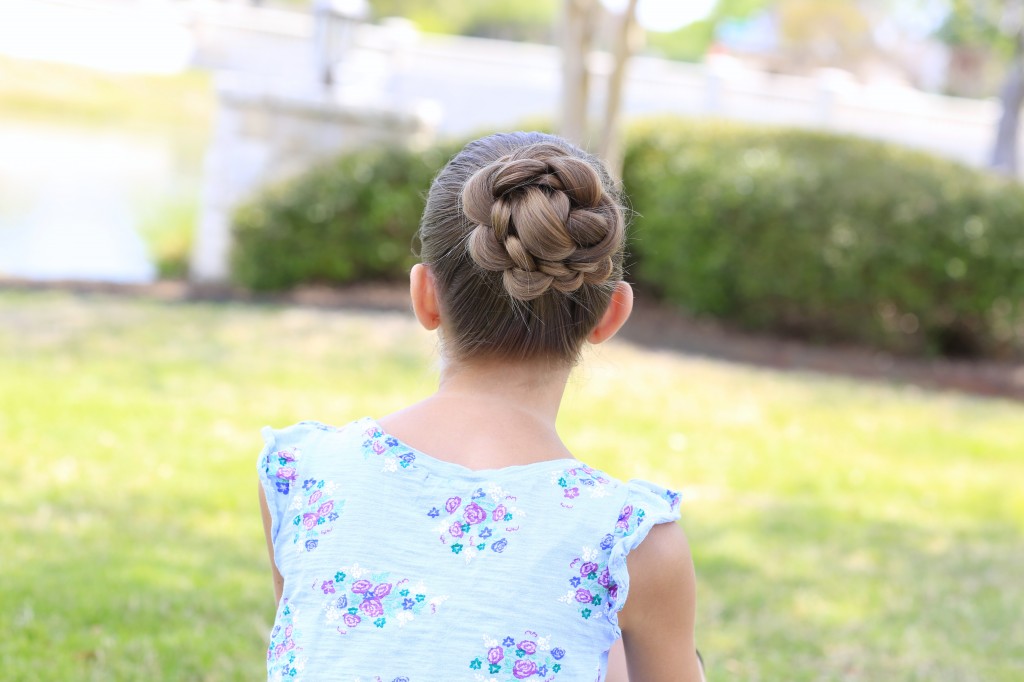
[275,480,289,494]
[569,576,581,587]
[362,425,417,472]
[305,539,318,551]
[431,485,521,562]
[599,533,614,550]
[474,632,567,680]
[553,464,611,509]
[303,478,316,491]
[551,648,565,660]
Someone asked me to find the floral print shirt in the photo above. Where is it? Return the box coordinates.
[258,418,682,682]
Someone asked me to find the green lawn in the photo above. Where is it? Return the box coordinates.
[1,291,1021,681]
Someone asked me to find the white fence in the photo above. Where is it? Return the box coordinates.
[1,0,1012,170]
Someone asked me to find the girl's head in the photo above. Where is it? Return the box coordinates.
[416,131,629,366]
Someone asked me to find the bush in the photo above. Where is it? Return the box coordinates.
[622,118,1024,358]
[231,141,463,291]
[232,121,1024,359]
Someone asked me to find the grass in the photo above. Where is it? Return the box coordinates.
[1,290,1022,681]
[0,55,212,134]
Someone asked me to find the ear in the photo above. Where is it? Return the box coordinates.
[588,281,633,345]
[410,263,442,331]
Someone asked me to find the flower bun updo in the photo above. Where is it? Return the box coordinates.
[417,132,627,364]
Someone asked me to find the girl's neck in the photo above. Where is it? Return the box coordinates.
[436,356,571,424]
[377,356,576,469]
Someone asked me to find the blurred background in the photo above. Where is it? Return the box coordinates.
[1,1,1023,680]
[2,0,1024,286]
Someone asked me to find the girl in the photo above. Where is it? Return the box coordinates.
[258,132,703,681]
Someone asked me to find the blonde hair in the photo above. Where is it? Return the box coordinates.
[417,132,626,364]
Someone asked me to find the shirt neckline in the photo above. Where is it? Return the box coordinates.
[359,416,582,479]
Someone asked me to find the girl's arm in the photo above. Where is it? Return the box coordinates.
[258,483,285,605]
[615,521,705,681]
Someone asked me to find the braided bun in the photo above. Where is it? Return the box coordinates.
[461,143,624,302]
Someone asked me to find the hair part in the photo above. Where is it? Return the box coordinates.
[417,132,627,365]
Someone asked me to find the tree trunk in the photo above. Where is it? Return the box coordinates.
[598,0,641,181]
[991,30,1024,176]
[560,0,597,145]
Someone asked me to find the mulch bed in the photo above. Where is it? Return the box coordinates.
[4,277,1022,402]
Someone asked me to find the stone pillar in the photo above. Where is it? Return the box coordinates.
[190,77,436,282]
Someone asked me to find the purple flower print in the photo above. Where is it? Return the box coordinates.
[320,580,335,594]
[360,598,384,617]
[608,584,618,600]
[303,478,316,490]
[564,487,579,499]
[575,589,593,603]
[309,490,323,505]
[580,562,599,577]
[277,466,297,481]
[513,659,538,678]
[373,583,393,599]
[445,496,461,514]
[617,504,633,530]
[503,636,516,647]
[487,646,504,664]
[478,527,493,539]
[491,538,507,553]
[598,568,611,588]
[551,648,565,660]
[449,522,464,538]
[351,580,373,594]
[275,481,290,494]
[492,504,507,522]
[463,503,486,524]
[600,533,614,550]
[518,640,537,655]
[343,613,361,628]
[278,450,296,463]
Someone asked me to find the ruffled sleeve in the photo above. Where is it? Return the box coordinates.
[256,425,307,547]
[606,479,683,635]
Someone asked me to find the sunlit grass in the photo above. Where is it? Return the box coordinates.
[0,55,212,134]
[1,291,1021,681]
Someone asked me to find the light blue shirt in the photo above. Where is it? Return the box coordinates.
[259,418,681,682]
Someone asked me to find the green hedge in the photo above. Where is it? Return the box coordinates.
[231,121,1024,359]
[622,119,1024,358]
[231,141,464,291]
